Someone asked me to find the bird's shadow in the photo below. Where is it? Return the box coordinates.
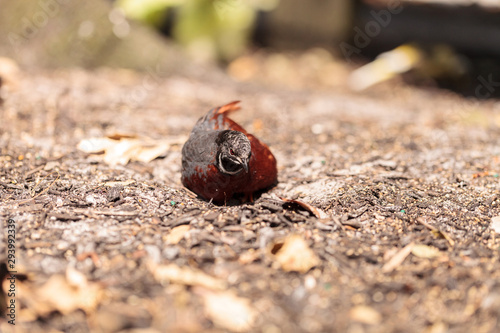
[207,182,278,207]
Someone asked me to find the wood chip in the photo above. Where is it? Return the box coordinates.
[382,242,414,273]
[164,225,190,245]
[149,262,227,290]
[491,216,500,234]
[17,269,103,317]
[411,244,441,259]
[349,305,382,325]
[280,197,328,219]
[48,213,83,221]
[197,289,257,332]
[271,234,320,273]
[416,217,455,246]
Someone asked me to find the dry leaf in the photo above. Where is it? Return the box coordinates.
[198,289,257,332]
[349,305,382,325]
[411,244,441,259]
[102,179,136,187]
[272,235,320,273]
[77,137,115,153]
[430,229,455,246]
[102,139,144,165]
[427,322,448,333]
[77,136,185,166]
[134,143,172,163]
[0,57,20,89]
[149,262,227,290]
[382,242,414,273]
[17,268,102,317]
[280,197,328,219]
[491,216,500,234]
[238,249,259,265]
[164,225,190,245]
[66,266,88,288]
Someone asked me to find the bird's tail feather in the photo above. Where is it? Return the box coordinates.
[214,101,240,115]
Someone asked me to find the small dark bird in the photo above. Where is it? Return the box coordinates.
[181,101,277,203]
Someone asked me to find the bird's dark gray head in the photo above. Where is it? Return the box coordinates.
[216,130,251,175]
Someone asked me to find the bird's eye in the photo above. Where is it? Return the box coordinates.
[230,149,235,155]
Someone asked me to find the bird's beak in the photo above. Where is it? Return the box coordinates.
[238,158,249,173]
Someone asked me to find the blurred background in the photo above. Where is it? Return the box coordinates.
[1,0,500,98]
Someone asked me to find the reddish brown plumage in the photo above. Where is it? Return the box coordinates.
[181,101,277,203]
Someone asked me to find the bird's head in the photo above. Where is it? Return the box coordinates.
[216,130,251,175]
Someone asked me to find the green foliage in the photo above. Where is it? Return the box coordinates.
[117,0,279,61]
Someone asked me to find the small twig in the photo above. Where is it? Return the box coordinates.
[48,213,83,221]
[72,208,140,216]
[77,252,102,268]
[382,242,415,273]
[331,216,346,231]
[24,165,45,179]
[416,217,437,231]
[0,182,23,190]
[416,217,455,246]
[18,170,60,205]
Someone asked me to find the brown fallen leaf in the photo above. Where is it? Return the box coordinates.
[349,305,382,325]
[427,322,448,333]
[271,234,320,273]
[0,320,17,333]
[66,266,88,288]
[490,216,500,234]
[163,225,190,245]
[101,139,165,165]
[102,179,136,187]
[77,137,115,153]
[411,244,441,259]
[0,57,20,90]
[238,249,260,265]
[77,136,185,165]
[280,197,328,219]
[382,242,414,273]
[196,288,258,332]
[149,262,227,290]
[16,267,103,317]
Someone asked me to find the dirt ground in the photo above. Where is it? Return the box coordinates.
[1,55,500,333]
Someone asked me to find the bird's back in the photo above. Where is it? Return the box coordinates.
[194,101,246,133]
